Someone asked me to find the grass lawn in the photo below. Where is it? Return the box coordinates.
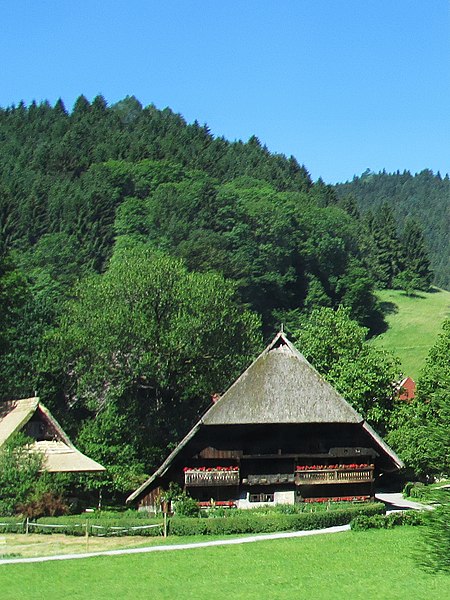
[372,288,450,379]
[0,527,448,600]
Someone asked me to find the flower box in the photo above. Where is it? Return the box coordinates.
[184,467,240,487]
[295,465,374,485]
[303,495,371,503]
[197,500,237,509]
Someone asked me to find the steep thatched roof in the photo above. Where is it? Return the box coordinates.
[0,397,105,473]
[127,332,403,503]
[33,441,106,472]
[0,397,42,447]
[203,332,361,425]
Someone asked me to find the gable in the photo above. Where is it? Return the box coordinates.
[0,397,105,473]
[0,397,39,446]
[203,337,361,425]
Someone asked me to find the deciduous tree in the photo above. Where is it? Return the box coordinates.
[293,306,400,431]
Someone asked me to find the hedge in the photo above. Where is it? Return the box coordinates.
[0,517,25,534]
[350,510,426,531]
[169,503,385,537]
[0,502,385,537]
[0,516,164,537]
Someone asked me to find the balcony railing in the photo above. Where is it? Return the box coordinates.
[243,474,295,485]
[184,468,240,487]
[295,466,374,485]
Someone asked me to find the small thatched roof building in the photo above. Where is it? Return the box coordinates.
[0,397,105,473]
[128,332,403,509]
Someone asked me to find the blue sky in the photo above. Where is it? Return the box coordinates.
[1,1,449,182]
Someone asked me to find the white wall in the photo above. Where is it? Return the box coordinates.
[236,490,295,509]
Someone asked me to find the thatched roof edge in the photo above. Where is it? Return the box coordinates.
[126,421,202,503]
[0,397,105,473]
[34,440,105,472]
[0,397,40,447]
[362,421,404,469]
[37,403,74,448]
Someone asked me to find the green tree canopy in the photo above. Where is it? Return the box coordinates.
[388,319,450,477]
[39,242,261,491]
[293,306,400,431]
[0,432,43,515]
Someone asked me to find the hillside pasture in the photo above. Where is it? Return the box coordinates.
[372,288,450,379]
[0,527,448,600]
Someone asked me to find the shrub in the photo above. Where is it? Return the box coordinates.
[0,433,43,515]
[407,482,426,499]
[173,495,200,518]
[18,492,69,520]
[419,490,450,573]
[169,503,385,537]
[403,482,415,497]
[351,510,426,531]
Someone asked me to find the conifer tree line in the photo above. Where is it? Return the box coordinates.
[335,169,447,289]
[0,95,442,497]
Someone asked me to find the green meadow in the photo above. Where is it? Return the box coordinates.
[372,288,450,379]
[0,528,448,600]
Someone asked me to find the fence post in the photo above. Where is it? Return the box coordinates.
[163,512,167,538]
[85,520,89,551]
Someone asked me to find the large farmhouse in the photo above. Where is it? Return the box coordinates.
[0,397,105,473]
[127,332,403,510]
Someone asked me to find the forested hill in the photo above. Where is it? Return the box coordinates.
[335,170,450,290]
[0,94,442,494]
[0,94,389,333]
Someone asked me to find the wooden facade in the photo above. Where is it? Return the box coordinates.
[128,333,403,509]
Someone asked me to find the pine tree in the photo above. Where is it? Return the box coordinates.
[54,98,67,115]
[71,94,91,119]
[337,193,360,219]
[368,203,403,287]
[401,218,433,290]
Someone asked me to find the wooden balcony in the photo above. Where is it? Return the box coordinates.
[184,469,240,487]
[243,474,295,485]
[295,466,374,485]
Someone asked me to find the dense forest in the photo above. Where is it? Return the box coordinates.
[0,95,444,500]
[335,169,449,289]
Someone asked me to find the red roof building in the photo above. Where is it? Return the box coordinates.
[397,377,416,401]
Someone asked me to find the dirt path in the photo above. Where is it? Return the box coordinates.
[1,494,431,566]
[375,492,433,511]
[0,525,350,565]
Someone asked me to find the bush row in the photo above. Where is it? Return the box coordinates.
[169,503,385,536]
[350,510,426,531]
[403,482,429,500]
[39,510,158,521]
[0,516,163,536]
[0,519,24,534]
[205,500,375,518]
[403,481,449,502]
[0,502,385,537]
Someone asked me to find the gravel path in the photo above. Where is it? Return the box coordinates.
[375,492,433,511]
[0,493,430,566]
[0,524,350,566]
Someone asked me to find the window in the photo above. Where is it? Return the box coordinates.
[249,493,274,503]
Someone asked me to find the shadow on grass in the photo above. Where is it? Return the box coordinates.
[379,301,399,315]
[398,292,426,299]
